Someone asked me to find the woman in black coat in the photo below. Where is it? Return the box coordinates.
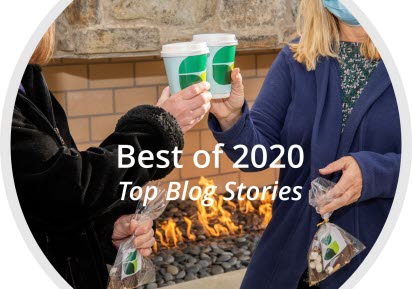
[11,24,212,289]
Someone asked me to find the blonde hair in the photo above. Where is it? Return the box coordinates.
[289,0,381,71]
[29,23,55,66]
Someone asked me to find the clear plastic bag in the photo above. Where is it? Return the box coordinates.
[308,177,366,286]
[108,182,169,289]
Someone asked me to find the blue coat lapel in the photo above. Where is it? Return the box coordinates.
[310,57,342,180]
[337,61,391,156]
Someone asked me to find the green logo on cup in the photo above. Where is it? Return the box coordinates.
[179,54,207,89]
[123,250,138,276]
[212,46,236,85]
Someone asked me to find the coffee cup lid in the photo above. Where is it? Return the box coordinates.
[161,42,210,58]
[192,34,238,47]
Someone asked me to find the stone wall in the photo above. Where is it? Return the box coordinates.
[55,0,299,58]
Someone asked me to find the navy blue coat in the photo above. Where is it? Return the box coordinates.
[209,46,401,289]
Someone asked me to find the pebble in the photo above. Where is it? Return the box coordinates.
[187,264,201,274]
[187,256,197,264]
[164,255,175,264]
[211,265,224,275]
[153,256,163,263]
[167,265,179,276]
[165,281,176,286]
[170,207,179,213]
[176,270,186,279]
[184,247,201,255]
[202,247,212,253]
[213,247,225,254]
[200,253,211,261]
[217,254,232,263]
[184,272,198,281]
[175,254,189,262]
[198,235,206,240]
[146,283,158,289]
[222,262,232,269]
[199,271,210,278]
[229,257,238,265]
[239,255,250,262]
[164,273,173,282]
[198,259,210,268]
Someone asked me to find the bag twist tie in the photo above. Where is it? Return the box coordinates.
[317,218,329,227]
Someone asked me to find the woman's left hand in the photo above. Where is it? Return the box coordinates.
[318,156,363,215]
[112,214,155,257]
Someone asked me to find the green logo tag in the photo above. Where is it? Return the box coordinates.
[324,241,340,261]
[212,46,236,85]
[179,54,207,89]
[122,249,140,279]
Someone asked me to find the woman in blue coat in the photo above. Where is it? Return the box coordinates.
[209,0,401,288]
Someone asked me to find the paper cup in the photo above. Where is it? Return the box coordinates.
[193,34,238,99]
[161,42,209,95]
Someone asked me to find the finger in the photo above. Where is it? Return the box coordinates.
[319,158,347,175]
[139,248,152,257]
[319,191,352,215]
[112,239,124,249]
[133,219,153,236]
[187,91,212,110]
[231,68,242,83]
[231,68,244,96]
[179,82,211,100]
[133,237,156,249]
[326,169,357,199]
[113,214,133,239]
[181,102,211,125]
[192,102,211,120]
[347,187,361,203]
[157,86,170,106]
[139,237,156,250]
[128,218,138,235]
[181,115,204,133]
[134,232,155,248]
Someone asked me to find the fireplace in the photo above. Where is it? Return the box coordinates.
[145,176,274,288]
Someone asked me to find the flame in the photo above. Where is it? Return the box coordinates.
[196,177,240,237]
[156,219,184,248]
[184,217,196,241]
[239,198,256,214]
[153,240,158,253]
[257,192,273,228]
[154,177,274,249]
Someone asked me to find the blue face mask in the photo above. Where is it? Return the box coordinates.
[322,0,360,26]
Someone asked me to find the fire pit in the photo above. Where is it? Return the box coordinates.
[139,177,274,289]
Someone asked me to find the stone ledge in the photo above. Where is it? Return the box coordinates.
[166,269,246,289]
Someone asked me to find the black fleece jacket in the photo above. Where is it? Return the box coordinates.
[11,65,183,289]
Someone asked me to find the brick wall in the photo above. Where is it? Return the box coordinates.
[43,51,280,192]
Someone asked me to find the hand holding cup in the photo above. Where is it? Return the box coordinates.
[210,68,245,131]
[157,82,212,133]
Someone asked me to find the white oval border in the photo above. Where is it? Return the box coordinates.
[0,1,410,289]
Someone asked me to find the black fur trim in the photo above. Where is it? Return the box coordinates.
[116,105,184,180]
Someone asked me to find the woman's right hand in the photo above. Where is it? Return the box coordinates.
[210,68,245,131]
[157,82,212,133]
